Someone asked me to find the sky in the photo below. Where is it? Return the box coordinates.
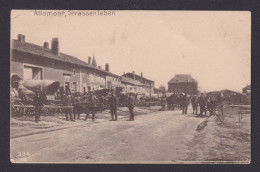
[11,10,251,92]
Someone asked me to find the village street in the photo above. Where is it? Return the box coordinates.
[11,105,251,163]
[11,107,211,163]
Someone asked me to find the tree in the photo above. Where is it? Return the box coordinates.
[159,85,166,92]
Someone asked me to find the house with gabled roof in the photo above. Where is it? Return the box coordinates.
[122,71,155,94]
[168,74,198,95]
[120,76,145,94]
[11,34,121,93]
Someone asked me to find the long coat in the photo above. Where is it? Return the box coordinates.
[33,95,44,107]
[63,95,72,106]
[109,96,117,110]
[89,95,98,108]
[127,96,135,108]
[198,97,207,107]
[181,95,189,106]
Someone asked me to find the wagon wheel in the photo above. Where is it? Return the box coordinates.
[50,108,56,116]
[45,107,56,116]
[10,103,19,116]
[42,106,49,116]
[15,102,26,116]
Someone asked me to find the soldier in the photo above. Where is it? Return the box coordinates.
[161,96,167,111]
[73,92,82,119]
[198,93,207,116]
[85,93,98,121]
[191,95,199,114]
[182,93,189,114]
[63,91,74,121]
[33,91,46,123]
[128,93,135,121]
[109,93,118,121]
[208,95,217,116]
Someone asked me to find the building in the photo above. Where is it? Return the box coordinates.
[11,34,121,93]
[153,87,165,95]
[242,84,251,104]
[242,84,251,95]
[122,72,155,94]
[120,76,145,94]
[220,89,246,104]
[168,74,198,95]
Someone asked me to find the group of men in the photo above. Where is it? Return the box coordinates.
[108,92,135,121]
[162,93,189,114]
[62,91,99,122]
[191,93,219,116]
[162,93,220,116]
[33,90,136,123]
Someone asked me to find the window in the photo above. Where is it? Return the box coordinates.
[72,82,77,92]
[63,74,71,82]
[73,69,76,76]
[24,65,42,80]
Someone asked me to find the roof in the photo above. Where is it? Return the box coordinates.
[168,74,197,84]
[153,87,164,93]
[220,89,242,95]
[11,39,120,78]
[121,77,144,86]
[243,85,251,90]
[122,73,154,83]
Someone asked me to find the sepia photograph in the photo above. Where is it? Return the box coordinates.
[10,10,251,164]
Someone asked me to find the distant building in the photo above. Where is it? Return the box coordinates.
[121,76,145,94]
[122,72,155,94]
[153,87,164,94]
[242,84,251,104]
[242,84,251,95]
[168,74,198,95]
[11,34,121,93]
[220,89,245,104]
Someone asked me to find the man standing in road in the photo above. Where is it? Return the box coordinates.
[109,93,118,121]
[33,91,46,123]
[182,93,189,114]
[73,92,82,119]
[128,93,135,121]
[161,95,167,111]
[63,91,74,121]
[198,93,207,116]
[191,95,198,115]
[85,93,98,121]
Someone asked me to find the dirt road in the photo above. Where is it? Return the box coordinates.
[11,109,206,163]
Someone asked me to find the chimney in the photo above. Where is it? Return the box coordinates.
[105,63,109,72]
[18,34,25,43]
[51,38,59,55]
[43,42,49,49]
[98,66,101,69]
[92,56,97,67]
[133,70,135,80]
[141,72,143,77]
[88,56,92,64]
